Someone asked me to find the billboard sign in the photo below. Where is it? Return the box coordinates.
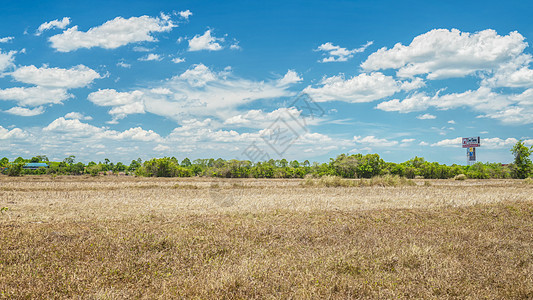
[468,147,476,161]
[462,136,480,148]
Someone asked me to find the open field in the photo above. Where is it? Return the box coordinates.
[1,176,532,298]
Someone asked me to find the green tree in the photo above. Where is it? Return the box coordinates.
[63,155,76,165]
[128,159,142,172]
[511,140,532,179]
[181,157,192,167]
[0,157,9,167]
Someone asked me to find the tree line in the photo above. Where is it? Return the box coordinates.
[1,140,532,179]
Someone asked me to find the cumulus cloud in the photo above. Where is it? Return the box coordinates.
[316,41,372,62]
[362,29,527,79]
[230,43,241,50]
[153,144,170,151]
[11,65,101,88]
[117,61,131,68]
[178,10,193,19]
[88,64,300,123]
[113,127,162,142]
[416,113,436,120]
[171,57,185,63]
[430,137,462,147]
[482,54,533,88]
[188,29,224,51]
[4,106,45,116]
[88,89,145,121]
[0,86,71,106]
[223,107,319,130]
[0,126,26,139]
[431,137,528,149]
[65,112,93,120]
[0,37,14,43]
[138,53,163,61]
[36,17,71,36]
[49,14,176,52]
[353,135,399,147]
[44,117,161,142]
[377,86,533,124]
[278,70,302,86]
[303,72,420,103]
[0,50,16,73]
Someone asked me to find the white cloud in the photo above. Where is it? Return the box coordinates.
[377,86,533,124]
[0,50,16,73]
[419,141,429,146]
[178,10,193,19]
[482,54,533,88]
[138,53,163,61]
[401,138,415,143]
[36,17,71,36]
[303,72,417,103]
[49,14,176,52]
[448,120,456,124]
[188,29,224,51]
[0,126,26,139]
[178,63,217,87]
[43,117,101,137]
[117,61,131,68]
[4,106,45,116]
[416,113,436,120]
[172,57,185,63]
[65,112,93,120]
[362,29,528,79]
[223,107,318,130]
[0,37,14,43]
[154,144,170,151]
[89,64,301,123]
[44,117,161,142]
[11,65,101,88]
[316,41,372,62]
[353,135,399,147]
[431,136,524,149]
[430,137,462,147]
[230,43,241,50]
[113,127,161,142]
[88,89,145,121]
[133,46,152,52]
[0,86,71,106]
[278,70,302,86]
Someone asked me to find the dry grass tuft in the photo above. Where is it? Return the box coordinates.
[455,174,467,180]
[301,175,416,187]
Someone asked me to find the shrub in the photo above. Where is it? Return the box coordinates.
[7,163,23,177]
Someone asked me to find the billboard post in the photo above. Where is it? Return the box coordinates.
[462,137,480,165]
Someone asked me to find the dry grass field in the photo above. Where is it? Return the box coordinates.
[1,176,532,298]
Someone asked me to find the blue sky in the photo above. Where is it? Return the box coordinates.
[1,0,532,164]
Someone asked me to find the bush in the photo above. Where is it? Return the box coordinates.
[7,163,23,176]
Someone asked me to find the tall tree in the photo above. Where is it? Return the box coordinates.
[511,140,532,179]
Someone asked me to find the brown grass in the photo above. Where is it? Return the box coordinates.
[0,176,532,298]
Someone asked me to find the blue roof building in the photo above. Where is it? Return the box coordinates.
[23,163,49,170]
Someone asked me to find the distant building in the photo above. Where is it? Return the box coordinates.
[23,163,49,170]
